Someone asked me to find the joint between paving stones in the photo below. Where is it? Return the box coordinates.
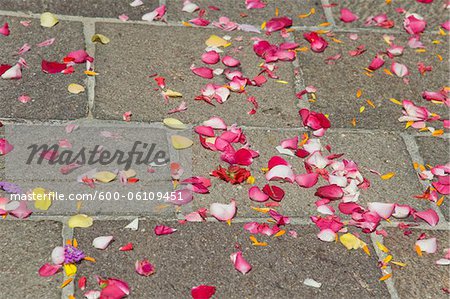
[82,20,96,118]
[370,233,400,299]
[400,132,448,226]
[320,0,337,28]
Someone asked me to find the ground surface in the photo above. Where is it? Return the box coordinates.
[0,1,449,299]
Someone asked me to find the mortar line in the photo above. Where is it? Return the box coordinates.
[370,234,400,299]
[400,132,448,225]
[0,9,444,35]
[2,117,448,139]
[82,20,96,119]
[320,0,337,28]
[284,32,310,111]
[4,214,449,229]
[61,219,75,299]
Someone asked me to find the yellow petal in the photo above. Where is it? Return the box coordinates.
[376,241,389,253]
[163,89,183,97]
[205,35,228,47]
[340,233,364,250]
[381,172,395,180]
[91,33,110,44]
[163,118,187,130]
[391,261,406,267]
[94,171,117,183]
[362,244,371,256]
[359,106,365,113]
[68,83,85,94]
[274,230,286,237]
[318,22,331,27]
[246,176,255,184]
[59,278,73,289]
[383,255,393,264]
[40,12,59,28]
[33,187,53,211]
[251,206,270,213]
[68,214,93,228]
[389,98,402,105]
[63,263,77,276]
[171,135,193,149]
[379,273,392,281]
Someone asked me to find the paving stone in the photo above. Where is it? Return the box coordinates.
[384,228,450,299]
[294,31,449,129]
[0,17,88,120]
[183,128,428,218]
[416,136,450,221]
[166,0,327,27]
[330,0,448,31]
[0,220,63,299]
[74,220,389,298]
[93,24,297,127]
[0,0,159,20]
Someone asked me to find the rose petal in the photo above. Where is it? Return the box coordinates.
[295,173,319,188]
[340,8,358,23]
[367,202,395,219]
[154,225,177,235]
[210,199,236,221]
[416,238,437,253]
[248,186,269,202]
[230,251,252,274]
[414,209,440,226]
[39,263,62,277]
[92,236,114,249]
[191,285,216,299]
[314,184,344,200]
[222,55,241,67]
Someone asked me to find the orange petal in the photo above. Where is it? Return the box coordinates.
[379,273,392,281]
[59,278,73,288]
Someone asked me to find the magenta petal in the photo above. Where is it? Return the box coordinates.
[368,55,385,70]
[100,284,128,299]
[265,165,295,183]
[222,55,241,67]
[280,136,298,149]
[191,285,216,299]
[248,186,269,202]
[194,125,215,137]
[38,263,62,277]
[230,251,252,274]
[265,16,292,33]
[340,8,358,23]
[191,65,214,79]
[338,202,363,215]
[41,60,67,74]
[414,209,439,226]
[201,51,220,64]
[234,148,253,166]
[0,22,10,36]
[154,225,177,235]
[66,49,94,63]
[1,63,22,79]
[0,138,14,155]
[314,184,343,200]
[262,184,285,201]
[295,173,319,188]
[135,259,155,276]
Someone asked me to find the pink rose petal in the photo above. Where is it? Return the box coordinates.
[191,285,216,299]
[230,251,252,274]
[201,51,220,64]
[154,225,177,235]
[210,199,236,221]
[38,263,62,277]
[414,209,440,226]
[340,8,358,23]
[248,186,269,202]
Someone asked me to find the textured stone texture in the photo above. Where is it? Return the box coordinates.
[0,16,88,120]
[384,228,450,299]
[295,32,449,129]
[331,0,448,31]
[0,221,63,299]
[0,0,159,20]
[74,221,389,298]
[93,24,297,127]
[166,0,327,27]
[183,128,428,218]
[416,136,450,221]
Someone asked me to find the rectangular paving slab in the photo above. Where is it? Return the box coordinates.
[73,220,389,298]
[416,136,450,221]
[183,128,429,219]
[330,0,448,31]
[0,220,63,299]
[294,31,449,130]
[0,0,159,20]
[93,23,298,127]
[0,17,88,120]
[166,0,327,27]
[384,227,450,298]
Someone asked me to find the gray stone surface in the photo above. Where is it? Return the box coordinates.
[0,220,63,299]
[295,31,449,129]
[93,24,297,127]
[0,0,159,20]
[384,228,450,299]
[416,136,450,221]
[74,221,389,298]
[0,17,88,120]
[183,129,428,218]
[166,0,327,27]
[331,0,448,31]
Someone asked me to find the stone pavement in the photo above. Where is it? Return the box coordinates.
[0,1,449,298]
